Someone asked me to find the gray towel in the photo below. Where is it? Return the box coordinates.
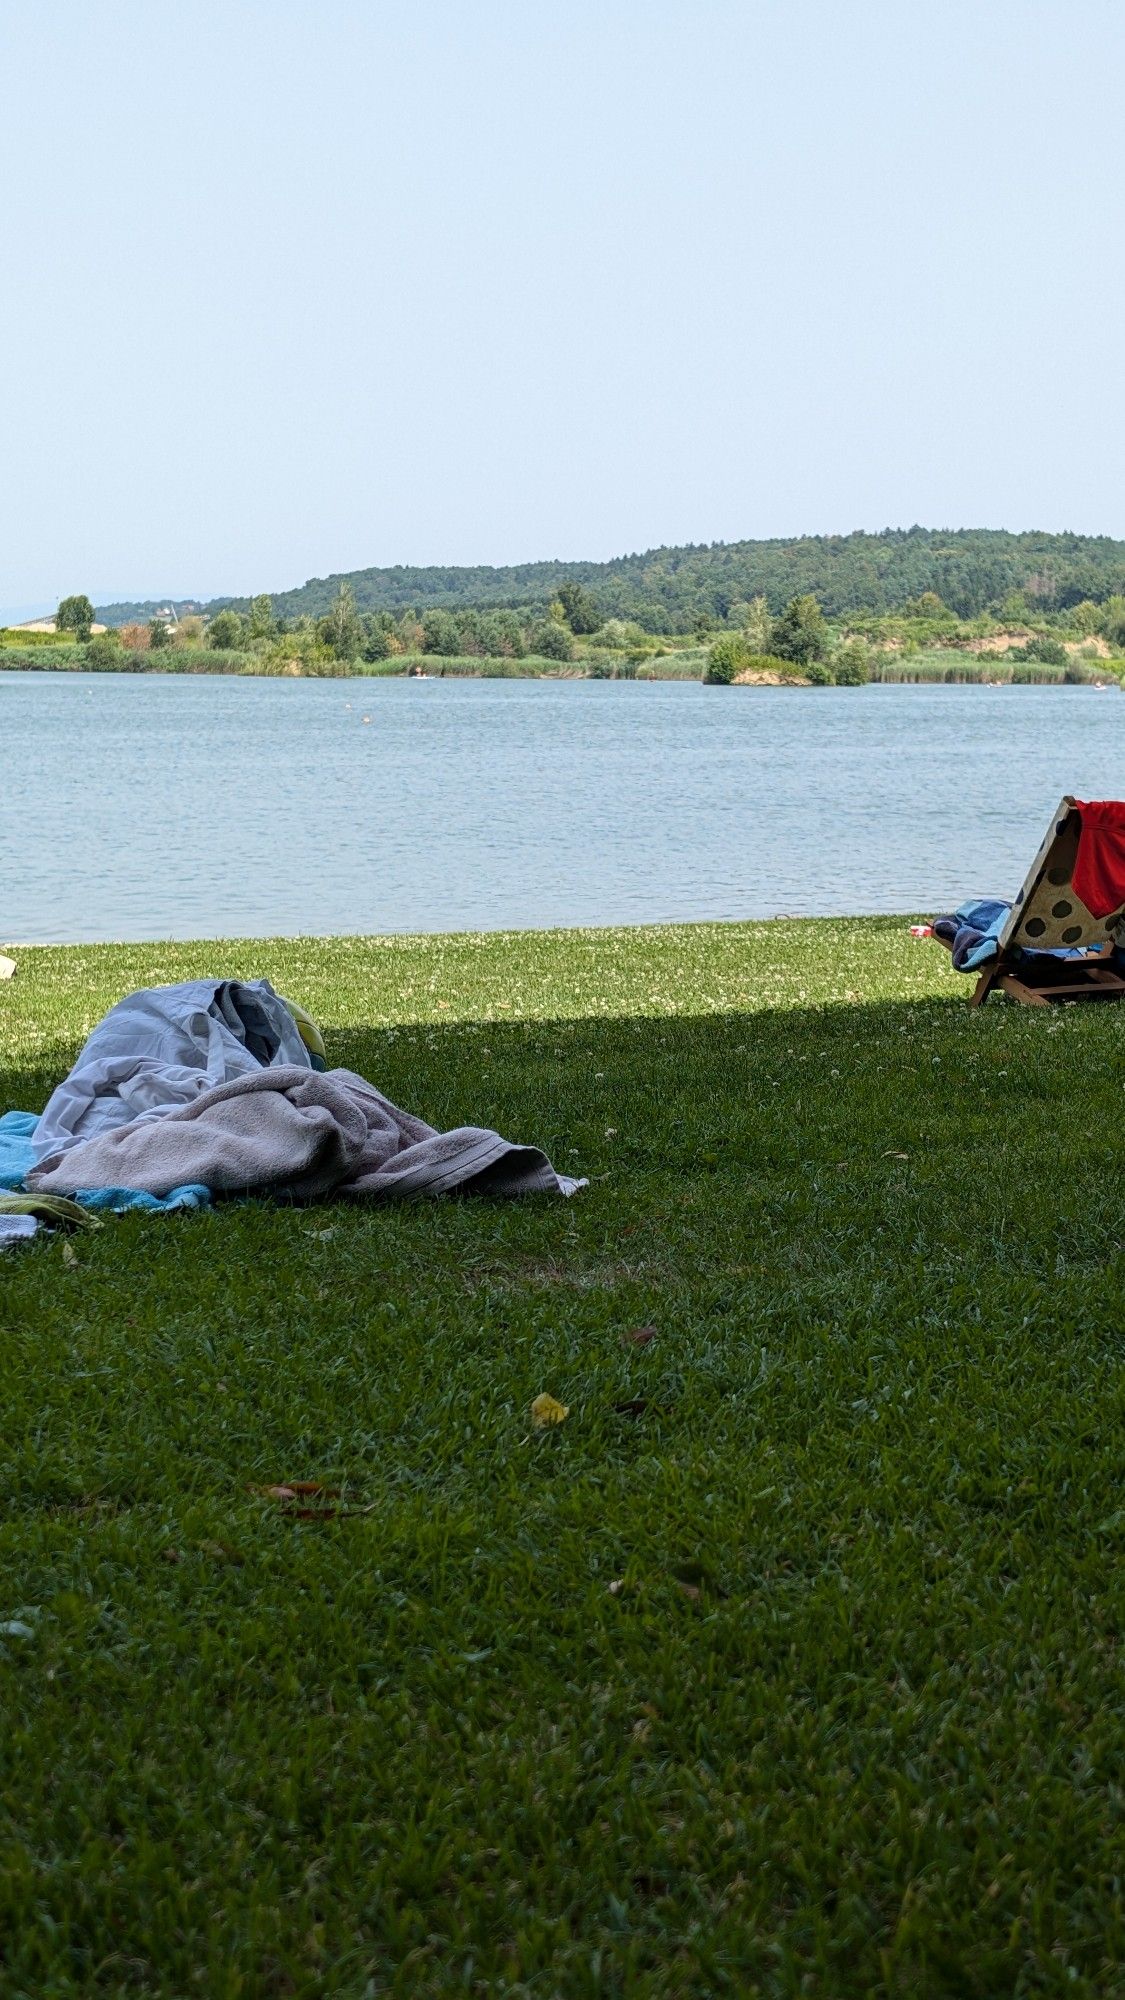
[28,1066,583,1204]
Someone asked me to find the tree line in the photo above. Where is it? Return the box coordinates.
[54,567,1125,674]
[96,527,1125,634]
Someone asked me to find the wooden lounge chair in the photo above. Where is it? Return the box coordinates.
[939,795,1125,1007]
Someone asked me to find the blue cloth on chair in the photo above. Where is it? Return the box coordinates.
[932,899,1011,972]
[933,900,1125,978]
[0,1110,211,1212]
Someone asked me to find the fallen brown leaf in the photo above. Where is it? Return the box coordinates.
[622,1325,657,1347]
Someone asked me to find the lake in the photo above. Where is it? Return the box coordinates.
[3,671,1124,942]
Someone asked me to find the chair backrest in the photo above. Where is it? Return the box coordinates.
[999,795,1125,952]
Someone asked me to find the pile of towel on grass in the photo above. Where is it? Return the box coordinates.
[1,979,584,1249]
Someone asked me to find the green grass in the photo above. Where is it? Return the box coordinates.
[1,919,1124,1997]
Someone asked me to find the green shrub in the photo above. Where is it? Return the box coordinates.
[84,632,123,669]
[769,593,828,665]
[1009,635,1068,665]
[530,620,574,662]
[834,639,870,686]
[703,633,745,683]
[207,609,244,650]
[421,610,460,656]
[557,580,602,634]
[805,660,835,685]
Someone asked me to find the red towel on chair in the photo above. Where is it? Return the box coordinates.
[1073,800,1125,918]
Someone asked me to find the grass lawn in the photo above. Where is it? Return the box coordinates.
[1,919,1123,1998]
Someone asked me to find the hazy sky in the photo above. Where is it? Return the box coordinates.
[2,0,1123,615]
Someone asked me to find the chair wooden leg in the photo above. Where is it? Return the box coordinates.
[998,974,1050,1006]
[970,966,997,1007]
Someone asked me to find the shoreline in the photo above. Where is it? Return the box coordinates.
[1,660,1121,688]
[0,914,938,954]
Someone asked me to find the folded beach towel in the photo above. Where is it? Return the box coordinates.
[28,1065,584,1204]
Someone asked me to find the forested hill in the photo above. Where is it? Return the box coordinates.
[98,527,1125,632]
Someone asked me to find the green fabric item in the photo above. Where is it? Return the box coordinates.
[0,1192,101,1230]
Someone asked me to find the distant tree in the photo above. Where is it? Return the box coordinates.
[480,609,526,658]
[531,620,573,661]
[1102,596,1125,648]
[420,610,460,657]
[741,594,772,652]
[454,609,486,656]
[56,593,95,640]
[317,584,362,660]
[362,612,395,662]
[148,618,172,650]
[1070,600,1103,636]
[208,609,244,649]
[248,594,275,641]
[557,580,602,634]
[902,591,948,618]
[769,593,828,665]
[996,589,1031,625]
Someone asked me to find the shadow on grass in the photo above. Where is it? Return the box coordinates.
[4,991,1121,1289]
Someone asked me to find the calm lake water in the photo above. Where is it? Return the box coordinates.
[3,672,1124,942]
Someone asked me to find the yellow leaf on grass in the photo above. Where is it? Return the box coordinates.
[531,1392,569,1428]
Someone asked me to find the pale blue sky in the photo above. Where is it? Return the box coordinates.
[1,0,1123,617]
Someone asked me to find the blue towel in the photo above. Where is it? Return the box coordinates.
[0,1110,211,1213]
[939,897,1012,972]
[0,1111,38,1189]
[933,901,1124,977]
